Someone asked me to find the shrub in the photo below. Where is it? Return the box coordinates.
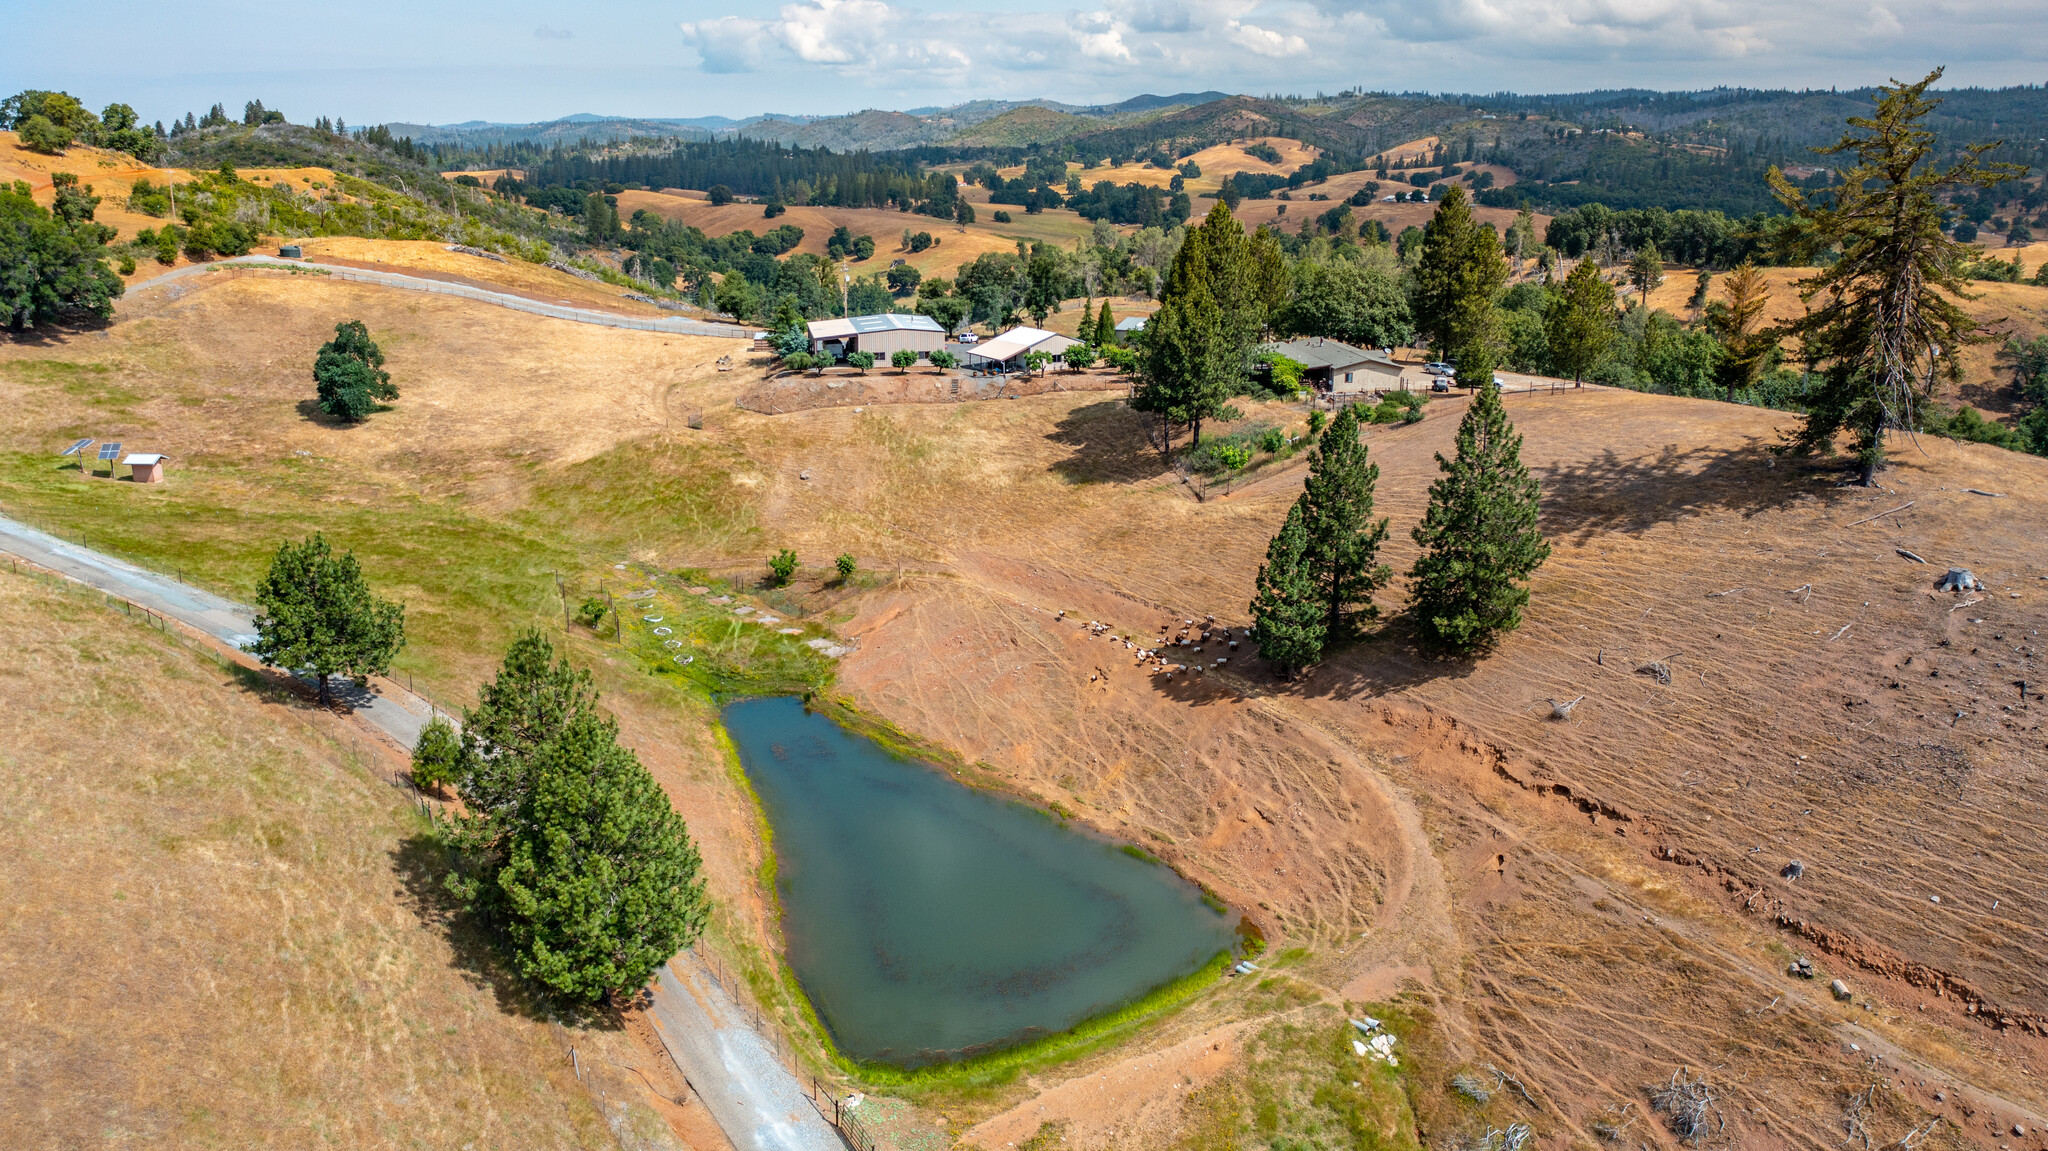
[1185,425,1275,472]
[890,349,918,372]
[846,350,876,373]
[18,114,71,154]
[928,349,957,370]
[767,549,799,586]
[992,210,1012,223]
[126,176,171,217]
[1101,346,1138,374]
[1367,390,1427,424]
[575,595,607,627]
[835,554,857,581]
[1063,343,1098,371]
[1306,410,1328,436]
[780,352,816,372]
[1257,426,1286,453]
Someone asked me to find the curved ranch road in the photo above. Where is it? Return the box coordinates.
[125,254,754,340]
[0,513,840,1151]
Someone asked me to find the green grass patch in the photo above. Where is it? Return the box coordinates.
[847,950,1233,1096]
[1120,843,1162,865]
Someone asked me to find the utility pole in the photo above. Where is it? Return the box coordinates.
[553,574,570,632]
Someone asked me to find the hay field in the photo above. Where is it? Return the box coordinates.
[0,569,683,1150]
[7,264,2048,1147]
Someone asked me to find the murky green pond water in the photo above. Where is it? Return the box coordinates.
[722,696,1233,1067]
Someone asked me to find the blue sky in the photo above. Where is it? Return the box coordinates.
[7,0,2045,126]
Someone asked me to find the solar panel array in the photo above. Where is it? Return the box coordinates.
[59,437,93,456]
[97,442,123,461]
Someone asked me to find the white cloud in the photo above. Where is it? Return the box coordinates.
[674,0,2048,102]
[533,26,572,41]
[678,15,773,73]
[1227,19,1308,56]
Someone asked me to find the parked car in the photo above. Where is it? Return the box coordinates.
[1430,377,1452,392]
[1424,361,1454,375]
[959,331,980,344]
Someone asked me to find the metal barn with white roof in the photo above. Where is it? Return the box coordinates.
[806,313,946,358]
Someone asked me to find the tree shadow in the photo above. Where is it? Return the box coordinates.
[1,311,116,346]
[390,833,617,1029]
[1535,434,1824,544]
[1046,400,1170,484]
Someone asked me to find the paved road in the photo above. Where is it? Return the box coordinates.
[126,254,753,340]
[0,510,841,1151]
[648,956,844,1151]
[0,512,438,746]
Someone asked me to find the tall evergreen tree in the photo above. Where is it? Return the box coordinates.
[446,630,600,864]
[1544,257,1616,386]
[1095,299,1116,347]
[1626,242,1664,303]
[440,632,708,1005]
[1132,246,1229,451]
[497,710,709,1003]
[1134,203,1281,449]
[1408,379,1551,651]
[1411,185,1507,374]
[1249,501,1325,677]
[1771,67,2019,485]
[1709,260,1774,399]
[1297,404,1391,636]
[250,534,406,703]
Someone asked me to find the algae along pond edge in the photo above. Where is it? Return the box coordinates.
[720,695,1237,1070]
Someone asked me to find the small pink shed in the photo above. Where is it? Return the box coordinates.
[124,453,169,483]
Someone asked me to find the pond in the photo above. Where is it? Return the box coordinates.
[722,696,1234,1067]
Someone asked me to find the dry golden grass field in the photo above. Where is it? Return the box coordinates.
[5,250,2048,1149]
[0,568,695,1150]
[613,188,1100,284]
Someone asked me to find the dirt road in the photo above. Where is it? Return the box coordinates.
[125,255,752,340]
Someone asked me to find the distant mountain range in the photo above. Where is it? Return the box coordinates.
[385,86,2048,181]
[385,92,1235,150]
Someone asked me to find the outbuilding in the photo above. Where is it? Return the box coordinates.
[1262,338,1406,394]
[964,326,1080,372]
[806,312,946,360]
[1114,315,1148,336]
[123,453,169,483]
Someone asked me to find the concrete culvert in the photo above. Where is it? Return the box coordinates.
[1936,569,1981,592]
[1831,979,1852,1001]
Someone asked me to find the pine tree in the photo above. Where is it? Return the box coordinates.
[1249,501,1325,676]
[1709,261,1774,399]
[249,534,405,703]
[1626,242,1664,303]
[1297,404,1391,637]
[497,710,709,1004]
[1544,257,1616,386]
[1771,68,2019,485]
[1408,379,1551,651]
[1134,203,1275,449]
[454,629,600,830]
[1131,259,1226,453]
[1095,299,1116,346]
[1411,185,1507,374]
